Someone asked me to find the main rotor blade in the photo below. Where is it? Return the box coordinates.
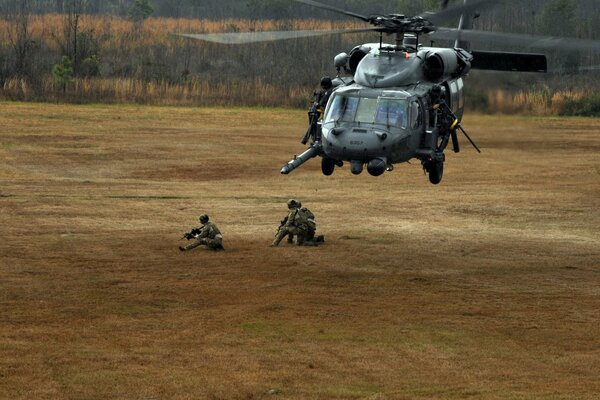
[175,28,375,44]
[292,0,370,22]
[422,0,500,26]
[430,28,600,53]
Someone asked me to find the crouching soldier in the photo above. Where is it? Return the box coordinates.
[272,199,324,247]
[180,214,224,251]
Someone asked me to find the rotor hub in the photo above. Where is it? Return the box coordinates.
[369,15,436,35]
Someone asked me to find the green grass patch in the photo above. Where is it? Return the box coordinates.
[560,94,600,117]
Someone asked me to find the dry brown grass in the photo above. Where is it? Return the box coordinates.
[1,76,310,107]
[0,15,364,47]
[0,14,595,113]
[1,103,599,399]
[0,15,365,107]
[0,14,367,67]
[488,88,594,115]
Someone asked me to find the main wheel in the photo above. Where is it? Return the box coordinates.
[428,161,444,184]
[321,157,335,176]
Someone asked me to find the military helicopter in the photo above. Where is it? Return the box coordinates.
[179,0,600,184]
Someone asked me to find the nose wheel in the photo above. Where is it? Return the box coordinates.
[428,161,444,184]
[321,157,335,176]
[422,155,444,185]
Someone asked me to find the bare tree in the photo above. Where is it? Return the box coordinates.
[52,0,87,74]
[5,0,36,78]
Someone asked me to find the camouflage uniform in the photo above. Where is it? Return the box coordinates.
[273,200,322,246]
[181,216,224,251]
[275,215,296,245]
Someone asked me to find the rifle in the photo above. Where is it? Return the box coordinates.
[181,227,201,240]
[301,91,324,145]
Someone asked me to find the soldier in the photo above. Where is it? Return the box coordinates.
[302,76,335,145]
[180,214,224,252]
[318,76,334,110]
[272,199,324,247]
[275,214,296,245]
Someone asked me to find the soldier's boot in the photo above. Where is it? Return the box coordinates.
[297,236,317,246]
[179,246,186,252]
[316,235,325,243]
[286,235,294,245]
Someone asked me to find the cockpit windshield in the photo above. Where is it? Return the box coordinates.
[324,94,408,129]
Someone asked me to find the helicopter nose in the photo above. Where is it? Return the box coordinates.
[367,158,387,176]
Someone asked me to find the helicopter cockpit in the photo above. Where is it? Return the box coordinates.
[323,89,410,130]
[318,87,421,175]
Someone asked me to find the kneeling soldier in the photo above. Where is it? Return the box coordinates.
[272,199,324,247]
[180,214,224,251]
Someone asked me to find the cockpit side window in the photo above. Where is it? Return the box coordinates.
[325,95,358,122]
[409,100,422,129]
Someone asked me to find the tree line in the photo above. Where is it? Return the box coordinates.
[2,0,599,27]
[0,0,598,114]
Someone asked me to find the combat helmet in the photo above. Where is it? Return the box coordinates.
[199,214,209,224]
[320,76,333,90]
[287,199,300,209]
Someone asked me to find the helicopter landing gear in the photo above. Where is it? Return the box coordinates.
[428,161,444,184]
[422,154,445,185]
[321,157,335,176]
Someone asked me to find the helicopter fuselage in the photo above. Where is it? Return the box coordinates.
[180,0,578,183]
[309,44,468,177]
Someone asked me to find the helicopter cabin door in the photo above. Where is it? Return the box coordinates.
[445,78,465,120]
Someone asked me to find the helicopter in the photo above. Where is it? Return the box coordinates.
[178,0,600,184]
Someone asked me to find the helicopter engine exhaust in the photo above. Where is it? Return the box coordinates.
[348,45,376,74]
[280,145,319,174]
[424,49,472,81]
[367,158,387,176]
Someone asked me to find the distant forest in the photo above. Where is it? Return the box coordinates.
[2,0,600,25]
[0,0,599,114]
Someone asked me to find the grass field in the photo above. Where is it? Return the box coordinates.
[1,102,599,399]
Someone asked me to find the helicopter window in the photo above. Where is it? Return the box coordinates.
[325,94,408,127]
[409,101,422,129]
[355,98,379,123]
[375,99,407,128]
[449,81,460,113]
[457,79,465,110]
[326,95,359,122]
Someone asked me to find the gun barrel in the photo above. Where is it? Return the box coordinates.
[280,145,320,175]
[300,125,313,145]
